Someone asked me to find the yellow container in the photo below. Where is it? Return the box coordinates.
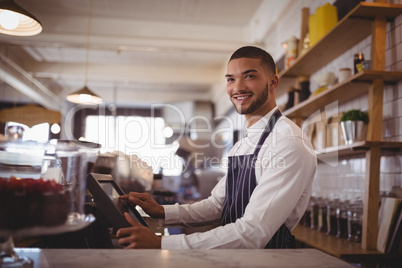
[309,3,338,46]
[308,13,318,47]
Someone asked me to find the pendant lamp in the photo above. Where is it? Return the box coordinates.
[0,0,42,36]
[66,86,102,105]
[66,0,102,105]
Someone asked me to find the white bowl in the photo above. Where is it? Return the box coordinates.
[314,72,336,87]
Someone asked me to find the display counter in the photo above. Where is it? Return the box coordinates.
[15,248,354,267]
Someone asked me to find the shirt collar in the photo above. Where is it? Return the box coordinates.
[246,106,279,134]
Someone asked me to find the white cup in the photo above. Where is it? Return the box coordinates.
[338,68,352,83]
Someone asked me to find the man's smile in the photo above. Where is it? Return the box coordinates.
[233,93,253,103]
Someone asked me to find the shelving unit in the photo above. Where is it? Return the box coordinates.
[276,2,402,97]
[316,141,402,168]
[283,71,402,119]
[282,1,402,252]
[317,140,402,158]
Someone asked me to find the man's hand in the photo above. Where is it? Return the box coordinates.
[119,192,165,219]
[116,212,162,249]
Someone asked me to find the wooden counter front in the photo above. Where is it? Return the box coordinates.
[292,224,383,258]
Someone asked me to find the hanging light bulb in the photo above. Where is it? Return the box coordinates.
[67,86,102,105]
[66,0,102,105]
[0,10,18,29]
[0,0,42,36]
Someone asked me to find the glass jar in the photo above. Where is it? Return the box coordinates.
[303,200,312,228]
[326,198,339,236]
[336,200,349,239]
[310,196,320,230]
[347,200,363,242]
[318,198,328,233]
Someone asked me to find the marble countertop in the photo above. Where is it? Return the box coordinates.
[16,248,355,268]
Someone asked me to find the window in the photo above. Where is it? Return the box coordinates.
[5,121,49,142]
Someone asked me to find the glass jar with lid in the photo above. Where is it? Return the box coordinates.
[318,198,328,233]
[310,196,320,230]
[347,199,363,242]
[336,199,350,239]
[326,198,340,236]
[301,199,312,228]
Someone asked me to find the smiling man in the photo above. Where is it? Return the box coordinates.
[225,47,278,127]
[116,46,317,249]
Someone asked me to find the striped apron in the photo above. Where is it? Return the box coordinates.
[220,109,296,248]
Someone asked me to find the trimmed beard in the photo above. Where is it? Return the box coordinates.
[233,83,269,115]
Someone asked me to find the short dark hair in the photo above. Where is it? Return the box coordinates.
[229,46,276,74]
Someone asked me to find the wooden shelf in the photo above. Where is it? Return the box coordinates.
[283,71,402,119]
[276,2,402,98]
[316,141,402,162]
[292,225,383,259]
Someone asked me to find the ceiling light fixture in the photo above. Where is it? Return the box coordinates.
[67,0,102,105]
[0,0,42,36]
[66,85,102,105]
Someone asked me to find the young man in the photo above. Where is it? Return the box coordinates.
[116,46,317,249]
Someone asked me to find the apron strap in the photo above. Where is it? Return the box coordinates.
[253,109,282,157]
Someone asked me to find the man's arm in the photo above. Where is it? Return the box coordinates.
[161,176,226,227]
[116,174,227,249]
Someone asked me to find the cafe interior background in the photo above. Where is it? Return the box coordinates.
[0,0,402,257]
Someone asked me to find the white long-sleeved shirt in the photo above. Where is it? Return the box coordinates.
[161,107,317,249]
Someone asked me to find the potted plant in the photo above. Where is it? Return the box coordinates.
[340,109,369,144]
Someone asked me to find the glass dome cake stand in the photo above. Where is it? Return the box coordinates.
[0,140,97,267]
[0,214,95,267]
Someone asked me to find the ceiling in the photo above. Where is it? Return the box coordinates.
[0,0,290,111]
